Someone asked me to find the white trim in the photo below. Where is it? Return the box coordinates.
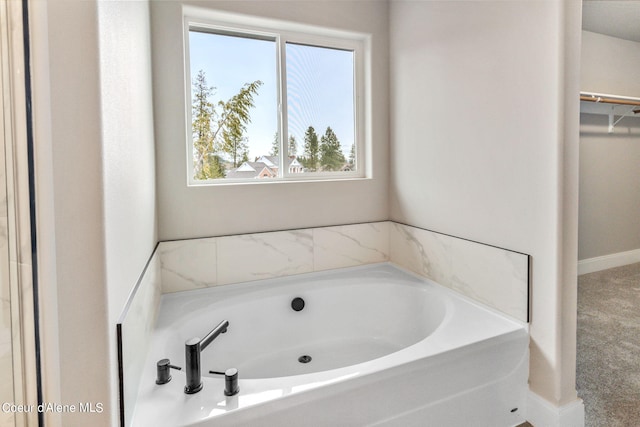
[182,6,366,41]
[526,391,584,427]
[578,248,640,275]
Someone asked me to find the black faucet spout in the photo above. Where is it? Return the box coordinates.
[184,320,229,394]
[201,320,228,351]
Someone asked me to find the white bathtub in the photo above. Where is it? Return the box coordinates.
[132,263,528,426]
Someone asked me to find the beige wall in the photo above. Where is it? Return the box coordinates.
[44,2,111,424]
[30,0,586,424]
[579,115,640,260]
[579,31,640,261]
[389,0,581,409]
[581,31,640,98]
[34,1,157,425]
[151,0,389,240]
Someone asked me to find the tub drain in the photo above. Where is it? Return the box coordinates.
[298,355,312,364]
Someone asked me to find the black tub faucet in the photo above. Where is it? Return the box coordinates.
[184,320,229,394]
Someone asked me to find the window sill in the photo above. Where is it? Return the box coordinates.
[187,175,372,188]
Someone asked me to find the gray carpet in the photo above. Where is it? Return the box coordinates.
[577,262,640,426]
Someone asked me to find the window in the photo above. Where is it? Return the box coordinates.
[184,13,367,184]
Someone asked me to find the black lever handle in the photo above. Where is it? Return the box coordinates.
[209,368,239,396]
[156,359,181,385]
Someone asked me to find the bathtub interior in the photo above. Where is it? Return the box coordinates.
[158,267,449,378]
[132,263,528,426]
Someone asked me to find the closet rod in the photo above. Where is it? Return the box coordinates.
[580,94,640,108]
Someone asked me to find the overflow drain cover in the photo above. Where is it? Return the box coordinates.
[298,355,312,364]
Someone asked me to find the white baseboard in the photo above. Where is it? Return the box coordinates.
[578,248,640,275]
[526,391,584,427]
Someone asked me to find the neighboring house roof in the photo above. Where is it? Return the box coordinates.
[256,155,303,170]
[235,162,258,172]
[257,155,278,168]
[226,161,276,179]
[227,155,304,179]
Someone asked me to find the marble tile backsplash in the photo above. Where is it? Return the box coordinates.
[314,222,389,271]
[157,238,217,293]
[218,230,314,285]
[159,222,391,293]
[390,223,529,321]
[389,222,453,286]
[449,237,529,321]
[155,221,528,321]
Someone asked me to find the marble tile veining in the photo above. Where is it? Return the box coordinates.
[154,221,529,322]
[390,222,528,322]
[314,222,389,271]
[159,224,388,292]
[450,238,528,321]
[217,230,314,285]
[389,223,452,285]
[160,238,216,293]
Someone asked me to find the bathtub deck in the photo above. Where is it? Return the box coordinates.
[131,263,528,427]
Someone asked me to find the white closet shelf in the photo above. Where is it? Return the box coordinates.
[580,91,640,133]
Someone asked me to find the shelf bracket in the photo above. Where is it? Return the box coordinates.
[608,105,638,134]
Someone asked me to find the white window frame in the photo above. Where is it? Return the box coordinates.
[183,8,370,186]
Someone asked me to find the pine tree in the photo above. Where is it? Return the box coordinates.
[320,127,346,171]
[288,135,298,157]
[192,70,221,179]
[204,154,226,178]
[219,80,263,167]
[349,143,356,165]
[272,133,298,158]
[225,135,249,168]
[191,71,262,179]
[302,126,319,171]
[271,132,279,156]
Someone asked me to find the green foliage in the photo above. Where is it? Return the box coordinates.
[218,80,263,168]
[271,132,279,156]
[302,126,319,171]
[349,143,355,165]
[191,70,262,179]
[223,135,249,168]
[195,154,226,180]
[192,70,217,178]
[288,135,298,157]
[272,133,298,158]
[320,127,346,171]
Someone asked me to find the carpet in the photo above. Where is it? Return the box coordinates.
[577,262,640,426]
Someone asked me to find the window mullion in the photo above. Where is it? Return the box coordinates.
[278,35,288,178]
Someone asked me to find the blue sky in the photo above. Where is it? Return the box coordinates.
[189,31,354,161]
